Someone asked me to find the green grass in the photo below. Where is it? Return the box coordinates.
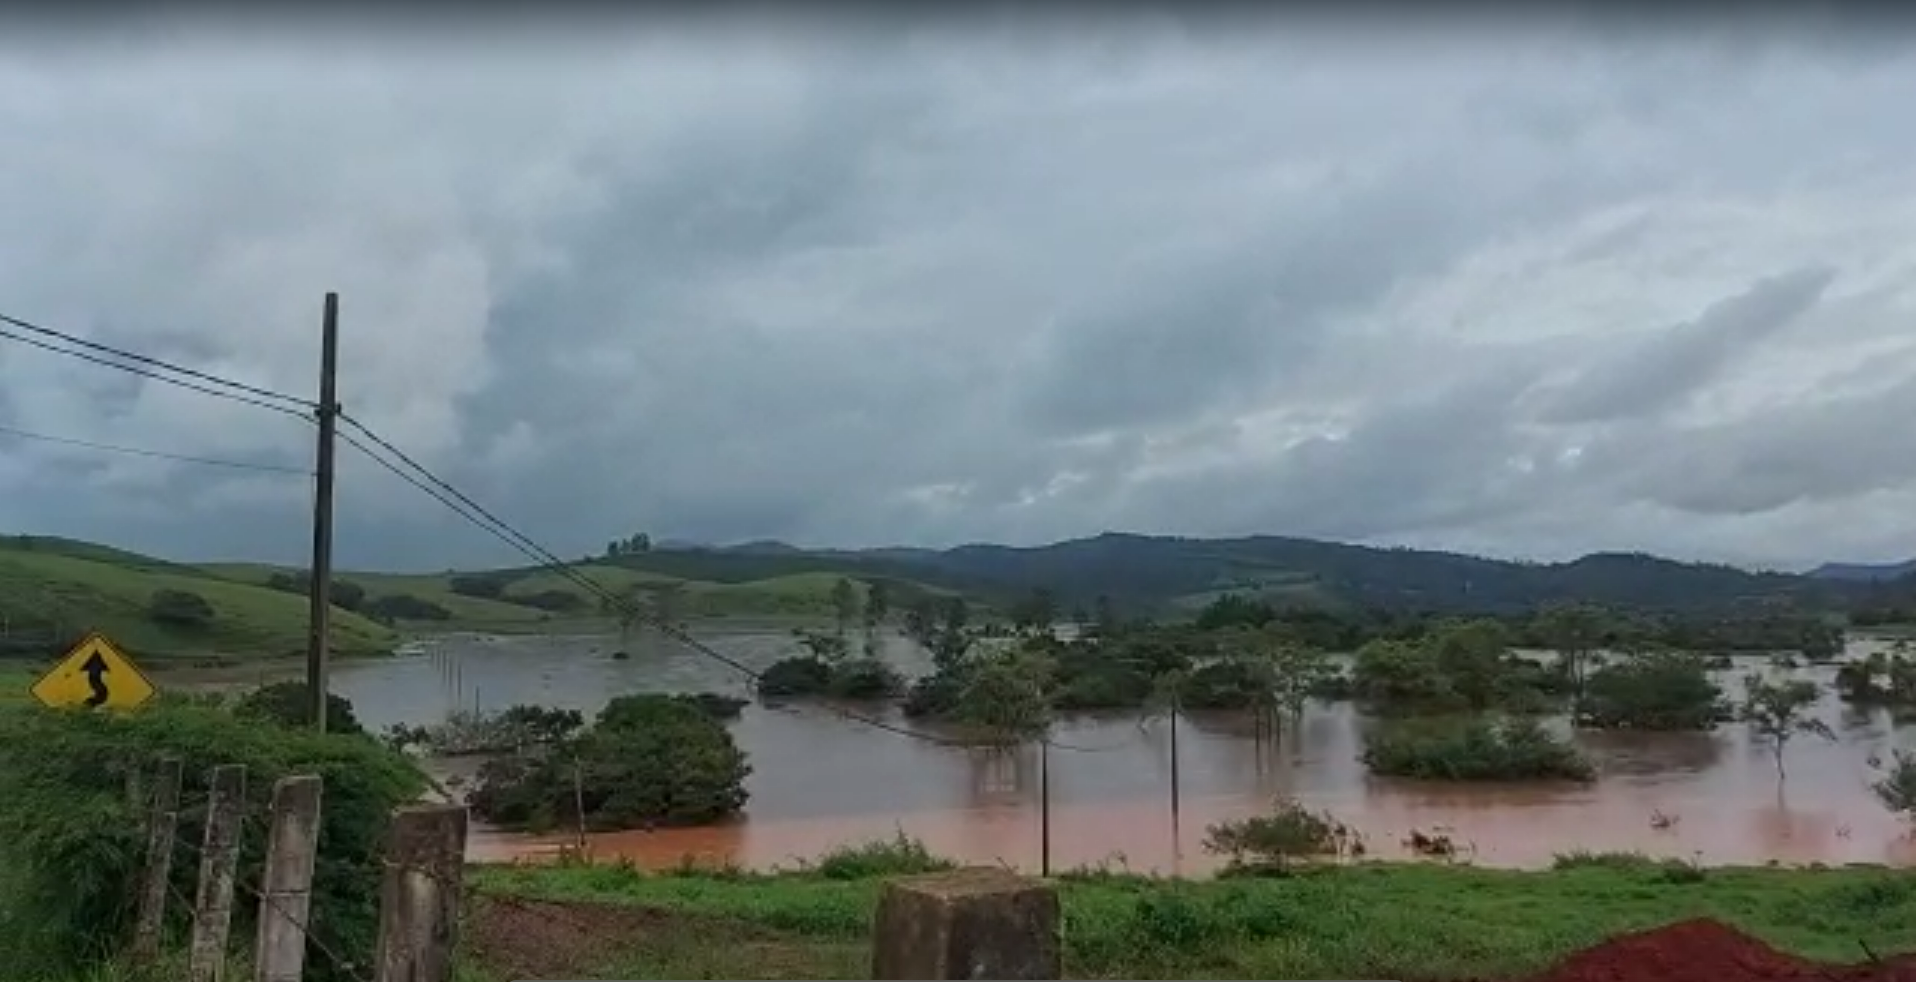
[3,534,960,657]
[38,853,1916,980]
[0,543,395,661]
[463,855,1916,980]
[0,664,35,705]
[207,563,906,629]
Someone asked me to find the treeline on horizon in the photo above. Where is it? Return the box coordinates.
[945,586,1846,659]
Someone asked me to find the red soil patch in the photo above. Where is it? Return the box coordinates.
[1521,919,1916,982]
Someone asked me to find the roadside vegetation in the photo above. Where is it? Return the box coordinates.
[31,830,1916,980]
[450,834,1916,981]
[0,694,424,982]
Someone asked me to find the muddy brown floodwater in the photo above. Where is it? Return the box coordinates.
[303,630,1916,874]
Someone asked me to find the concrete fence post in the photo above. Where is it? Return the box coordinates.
[371,804,468,982]
[253,775,323,982]
[130,756,184,966]
[870,866,1061,979]
[188,764,247,982]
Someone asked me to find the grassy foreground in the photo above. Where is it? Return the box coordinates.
[449,855,1916,980]
[30,854,1916,980]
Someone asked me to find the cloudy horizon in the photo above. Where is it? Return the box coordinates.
[2,11,1914,574]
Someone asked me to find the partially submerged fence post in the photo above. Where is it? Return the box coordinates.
[371,804,468,982]
[130,756,184,966]
[253,775,323,982]
[870,867,1061,979]
[188,764,248,982]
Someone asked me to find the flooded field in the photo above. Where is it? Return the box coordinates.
[309,630,1916,874]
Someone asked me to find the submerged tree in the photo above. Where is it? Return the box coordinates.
[1535,601,1608,714]
[831,578,861,639]
[1739,672,1833,783]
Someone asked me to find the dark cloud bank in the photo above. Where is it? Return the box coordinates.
[2,13,1915,572]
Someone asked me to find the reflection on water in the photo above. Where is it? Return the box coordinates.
[325,631,1916,873]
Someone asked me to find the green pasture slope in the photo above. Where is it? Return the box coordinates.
[0,536,393,661]
[206,561,905,628]
[0,533,959,668]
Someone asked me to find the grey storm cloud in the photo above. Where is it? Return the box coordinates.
[1538,265,1838,425]
[4,12,1916,571]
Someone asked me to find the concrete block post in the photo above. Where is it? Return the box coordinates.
[870,866,1061,980]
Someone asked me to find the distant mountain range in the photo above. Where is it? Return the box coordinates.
[1807,559,1916,583]
[620,531,1877,617]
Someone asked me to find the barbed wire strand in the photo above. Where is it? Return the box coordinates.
[139,802,372,982]
[335,416,1127,753]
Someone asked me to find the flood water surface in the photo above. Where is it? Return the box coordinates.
[325,631,1916,873]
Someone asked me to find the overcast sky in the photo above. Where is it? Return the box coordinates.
[1,10,1913,572]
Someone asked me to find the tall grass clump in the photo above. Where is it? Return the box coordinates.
[1203,799,1363,874]
[1362,715,1594,781]
[0,701,425,981]
[808,831,956,880]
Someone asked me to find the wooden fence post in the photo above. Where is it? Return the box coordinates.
[372,804,468,982]
[253,775,323,982]
[130,756,184,966]
[188,764,247,982]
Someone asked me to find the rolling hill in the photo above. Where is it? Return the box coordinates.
[1808,559,1916,583]
[0,529,1878,665]
[624,532,1859,618]
[0,535,397,661]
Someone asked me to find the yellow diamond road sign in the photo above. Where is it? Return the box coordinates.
[30,632,157,711]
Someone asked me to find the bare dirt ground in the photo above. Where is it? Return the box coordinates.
[462,895,863,980]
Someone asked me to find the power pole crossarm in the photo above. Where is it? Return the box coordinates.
[306,293,340,733]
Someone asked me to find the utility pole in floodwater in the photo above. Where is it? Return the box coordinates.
[305,293,341,733]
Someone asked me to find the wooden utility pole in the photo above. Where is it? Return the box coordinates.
[1169,698,1182,864]
[1038,739,1051,877]
[306,293,340,732]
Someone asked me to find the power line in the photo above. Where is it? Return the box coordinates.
[0,422,311,475]
[0,324,311,419]
[333,416,1122,753]
[0,309,312,410]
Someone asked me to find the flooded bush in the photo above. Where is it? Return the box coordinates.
[1870,748,1916,818]
[826,657,904,700]
[675,692,747,720]
[807,831,954,880]
[1362,715,1595,782]
[1204,799,1362,873]
[1053,663,1155,709]
[1180,657,1264,710]
[1836,647,1916,707]
[757,655,901,701]
[467,693,749,832]
[232,680,368,736]
[1581,651,1725,730]
[386,704,584,756]
[758,656,834,697]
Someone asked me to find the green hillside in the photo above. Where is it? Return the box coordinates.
[201,561,931,631]
[0,536,943,667]
[612,533,1863,618]
[0,537,395,661]
[0,523,1880,668]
